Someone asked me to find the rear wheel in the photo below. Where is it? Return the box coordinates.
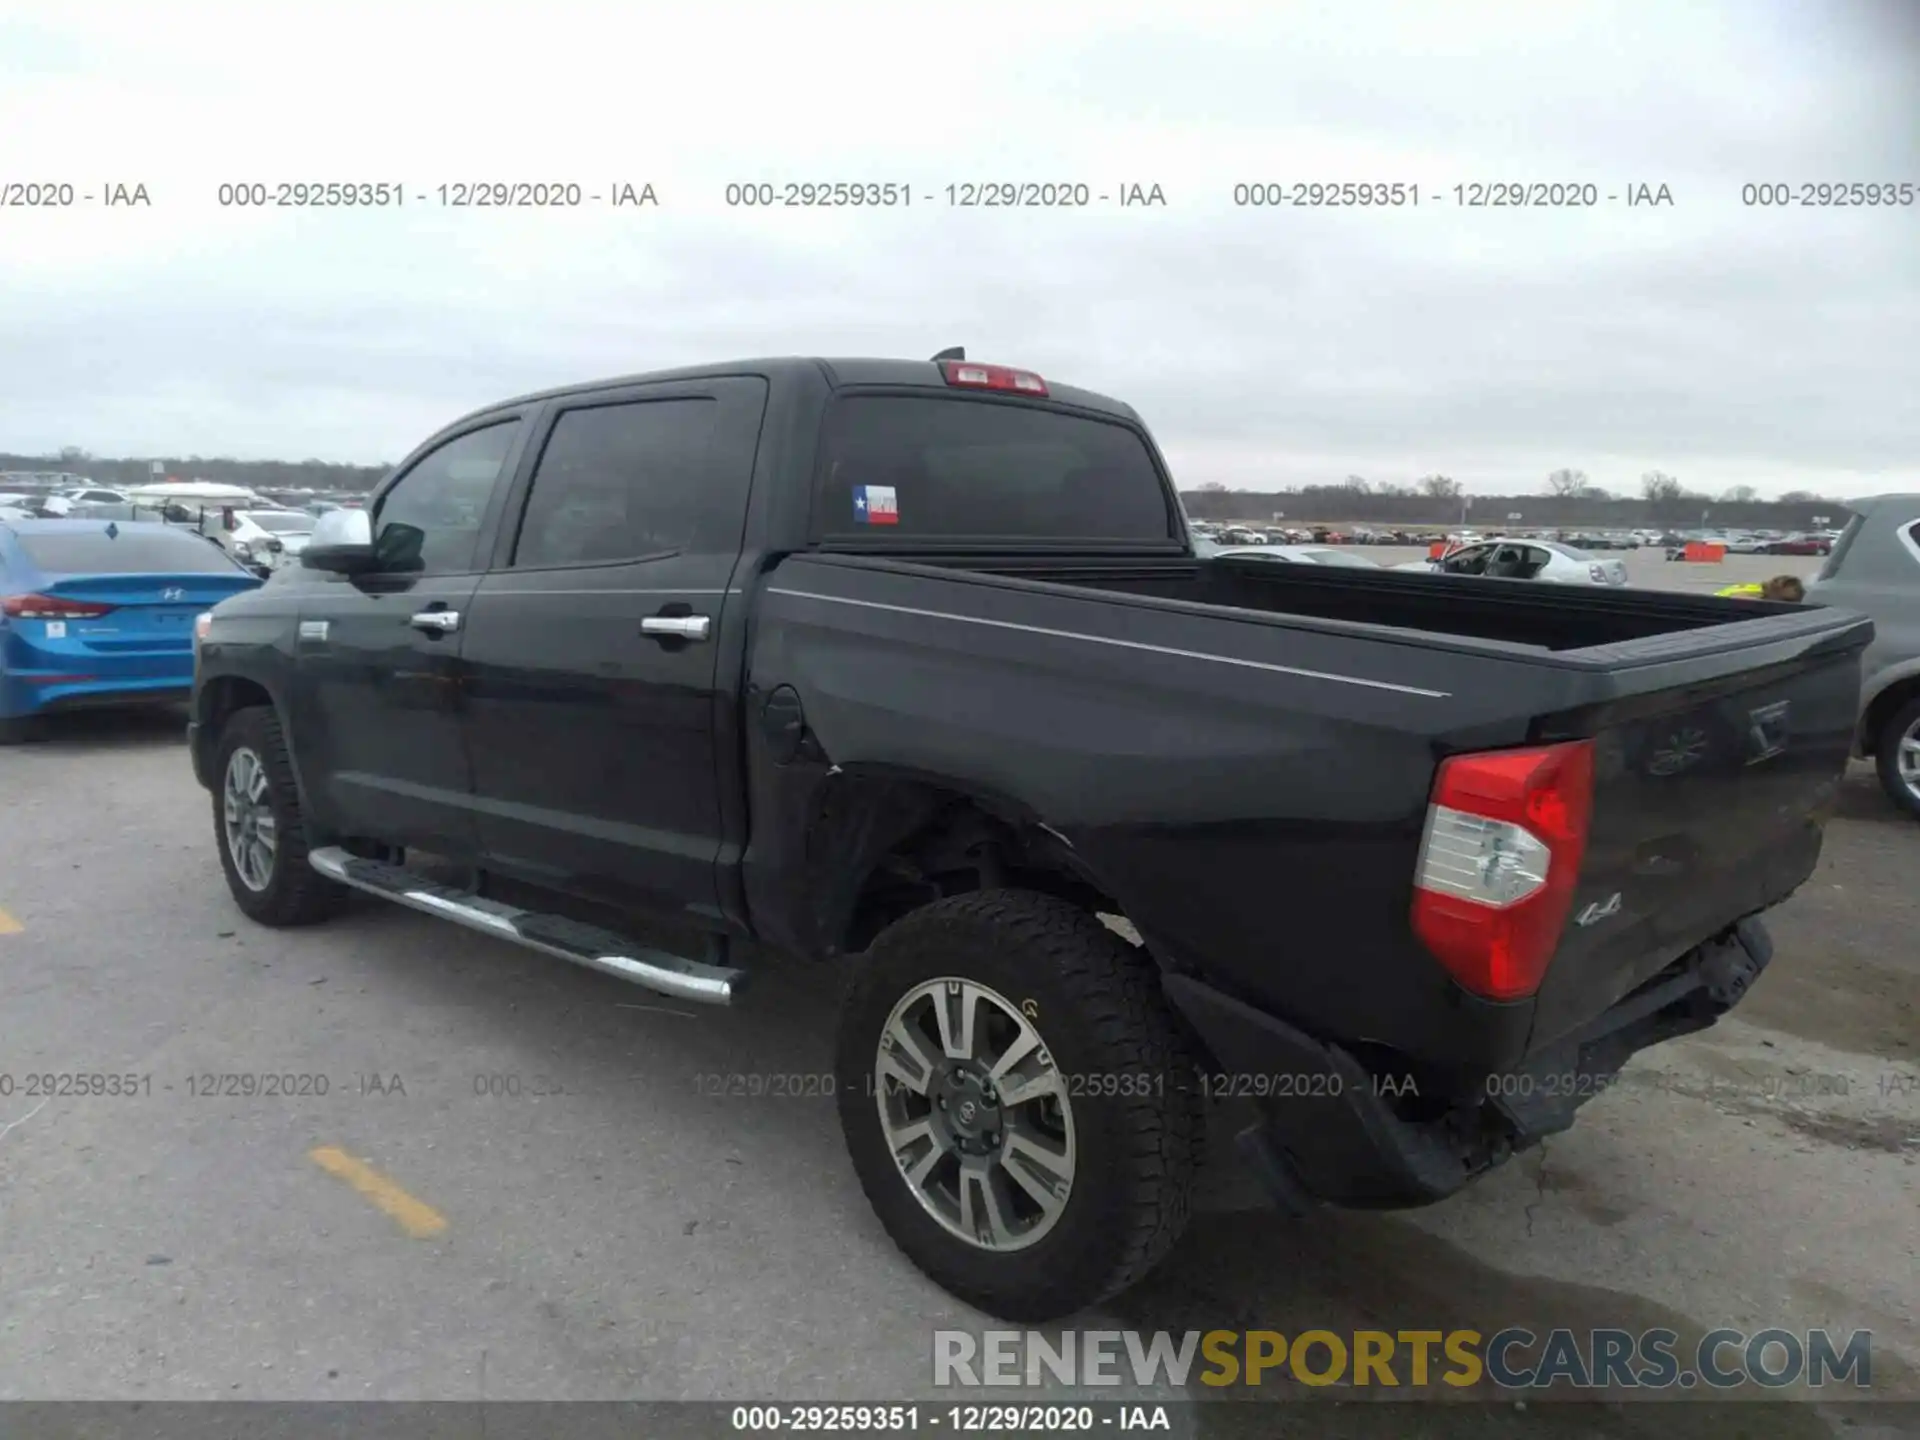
[1874,696,1920,820]
[835,890,1204,1322]
[213,706,348,925]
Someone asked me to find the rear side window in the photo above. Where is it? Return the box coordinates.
[14,527,248,574]
[512,397,737,568]
[1816,514,1865,580]
[816,396,1175,542]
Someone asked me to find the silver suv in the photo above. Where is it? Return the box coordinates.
[1807,494,1920,818]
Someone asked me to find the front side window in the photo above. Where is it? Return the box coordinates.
[372,420,521,574]
[512,398,731,568]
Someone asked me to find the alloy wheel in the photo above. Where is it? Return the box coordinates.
[222,746,279,892]
[1898,715,1920,804]
[873,977,1077,1253]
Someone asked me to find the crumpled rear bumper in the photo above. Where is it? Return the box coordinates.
[1163,916,1775,1212]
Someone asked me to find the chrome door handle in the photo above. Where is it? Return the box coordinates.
[410,610,461,634]
[640,614,711,641]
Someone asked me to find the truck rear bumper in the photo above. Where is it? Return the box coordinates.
[1163,916,1775,1212]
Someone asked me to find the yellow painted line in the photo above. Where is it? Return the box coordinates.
[0,907,21,935]
[308,1145,447,1238]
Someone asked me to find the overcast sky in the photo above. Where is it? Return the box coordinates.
[2,0,1915,498]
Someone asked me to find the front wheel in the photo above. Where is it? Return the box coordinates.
[1875,696,1920,821]
[213,706,348,925]
[835,890,1204,1322]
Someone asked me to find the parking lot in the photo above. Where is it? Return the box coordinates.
[1,548,1914,1434]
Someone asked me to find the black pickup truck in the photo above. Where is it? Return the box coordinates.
[189,353,1872,1321]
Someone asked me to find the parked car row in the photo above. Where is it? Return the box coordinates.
[1668,531,1838,559]
[1194,522,1456,546]
[1193,540,1386,568]
[1191,521,1844,558]
[46,484,325,580]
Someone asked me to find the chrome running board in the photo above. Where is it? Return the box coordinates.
[308,846,743,1006]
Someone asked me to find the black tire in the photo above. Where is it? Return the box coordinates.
[212,705,348,925]
[835,890,1204,1322]
[1874,696,1920,821]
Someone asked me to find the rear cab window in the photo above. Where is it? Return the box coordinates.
[812,394,1177,545]
[14,528,250,574]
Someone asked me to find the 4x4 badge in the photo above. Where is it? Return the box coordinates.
[1574,893,1623,927]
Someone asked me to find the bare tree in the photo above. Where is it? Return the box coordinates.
[1545,467,1589,497]
[1640,471,1683,504]
[1580,485,1614,501]
[1196,481,1227,492]
[1419,474,1462,500]
[1720,484,1759,503]
[1340,474,1371,493]
[1778,490,1825,505]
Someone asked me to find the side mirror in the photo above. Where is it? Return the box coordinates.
[301,507,378,573]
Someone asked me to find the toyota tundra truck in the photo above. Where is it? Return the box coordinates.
[188,352,1873,1321]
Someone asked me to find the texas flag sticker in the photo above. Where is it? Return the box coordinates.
[853,484,899,525]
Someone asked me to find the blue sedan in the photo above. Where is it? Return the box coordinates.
[0,518,262,741]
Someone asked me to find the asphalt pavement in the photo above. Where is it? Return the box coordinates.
[0,547,1914,1438]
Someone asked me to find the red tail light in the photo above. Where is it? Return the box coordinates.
[940,360,1049,396]
[1410,740,1595,1001]
[2,593,116,619]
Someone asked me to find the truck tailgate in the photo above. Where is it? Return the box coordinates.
[1525,608,1873,1051]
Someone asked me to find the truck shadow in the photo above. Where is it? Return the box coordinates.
[1832,765,1914,827]
[8,704,189,753]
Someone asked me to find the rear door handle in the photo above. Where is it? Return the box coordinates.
[410,610,461,634]
[640,614,711,642]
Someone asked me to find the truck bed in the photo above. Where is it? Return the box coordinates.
[917,549,1783,652]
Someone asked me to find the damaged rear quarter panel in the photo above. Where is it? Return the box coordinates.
[737,556,1545,1068]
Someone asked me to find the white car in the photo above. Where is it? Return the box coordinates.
[44,486,132,515]
[204,508,317,571]
[1200,542,1383,568]
[1396,538,1628,586]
